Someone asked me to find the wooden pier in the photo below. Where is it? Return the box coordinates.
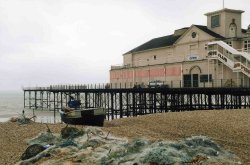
[23,85,250,120]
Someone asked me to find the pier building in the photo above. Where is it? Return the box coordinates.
[110,8,250,88]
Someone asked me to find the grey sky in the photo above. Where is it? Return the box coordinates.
[0,0,249,91]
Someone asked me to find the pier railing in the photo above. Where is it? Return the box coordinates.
[23,78,250,91]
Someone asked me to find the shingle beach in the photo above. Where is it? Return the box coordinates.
[0,109,249,164]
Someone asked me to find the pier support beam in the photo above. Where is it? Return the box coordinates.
[22,87,250,120]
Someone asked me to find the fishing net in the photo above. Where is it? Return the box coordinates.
[17,127,242,165]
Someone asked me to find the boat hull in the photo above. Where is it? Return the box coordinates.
[60,108,105,126]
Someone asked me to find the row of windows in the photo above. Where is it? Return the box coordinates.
[183,74,212,87]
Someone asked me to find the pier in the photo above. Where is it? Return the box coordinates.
[23,85,250,120]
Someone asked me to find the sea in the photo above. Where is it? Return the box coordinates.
[0,91,61,123]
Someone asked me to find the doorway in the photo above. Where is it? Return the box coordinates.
[183,65,201,87]
[183,74,199,87]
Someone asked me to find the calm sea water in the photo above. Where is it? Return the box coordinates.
[0,91,61,123]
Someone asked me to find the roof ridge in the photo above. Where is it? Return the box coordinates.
[124,24,225,55]
[194,25,224,39]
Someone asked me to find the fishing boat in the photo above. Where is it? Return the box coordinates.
[59,107,106,126]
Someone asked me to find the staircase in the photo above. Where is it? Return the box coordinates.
[207,41,250,77]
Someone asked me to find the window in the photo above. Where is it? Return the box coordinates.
[191,32,197,38]
[226,41,232,47]
[153,55,157,60]
[244,40,250,52]
[225,41,232,54]
[211,15,220,28]
[183,74,191,87]
[200,74,212,82]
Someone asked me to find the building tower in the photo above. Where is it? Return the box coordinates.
[205,8,244,38]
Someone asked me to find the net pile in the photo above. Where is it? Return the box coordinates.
[16,127,242,165]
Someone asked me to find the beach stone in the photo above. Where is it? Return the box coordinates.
[21,144,46,160]
[61,126,84,139]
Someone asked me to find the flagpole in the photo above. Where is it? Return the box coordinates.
[223,0,224,8]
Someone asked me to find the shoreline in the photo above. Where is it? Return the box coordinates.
[0,109,62,124]
[0,109,249,164]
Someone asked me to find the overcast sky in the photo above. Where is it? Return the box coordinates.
[0,0,249,91]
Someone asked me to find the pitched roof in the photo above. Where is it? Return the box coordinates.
[124,25,223,55]
[194,25,224,39]
[124,34,181,54]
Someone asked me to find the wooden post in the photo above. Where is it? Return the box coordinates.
[23,91,26,108]
[60,92,63,109]
[46,92,49,109]
[29,91,31,109]
[85,92,88,108]
[107,93,110,120]
[53,92,56,123]
[190,93,193,110]
[119,92,123,118]
[35,91,37,109]
[208,94,212,109]
[111,92,114,119]
[153,93,157,113]
[126,92,129,117]
[41,92,43,110]
[132,92,135,116]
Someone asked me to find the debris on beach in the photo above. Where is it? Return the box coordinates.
[16,116,33,125]
[17,127,243,165]
[9,110,36,125]
[9,115,34,125]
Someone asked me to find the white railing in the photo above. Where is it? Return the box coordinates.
[207,41,250,77]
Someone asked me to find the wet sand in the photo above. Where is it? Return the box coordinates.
[0,109,249,164]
